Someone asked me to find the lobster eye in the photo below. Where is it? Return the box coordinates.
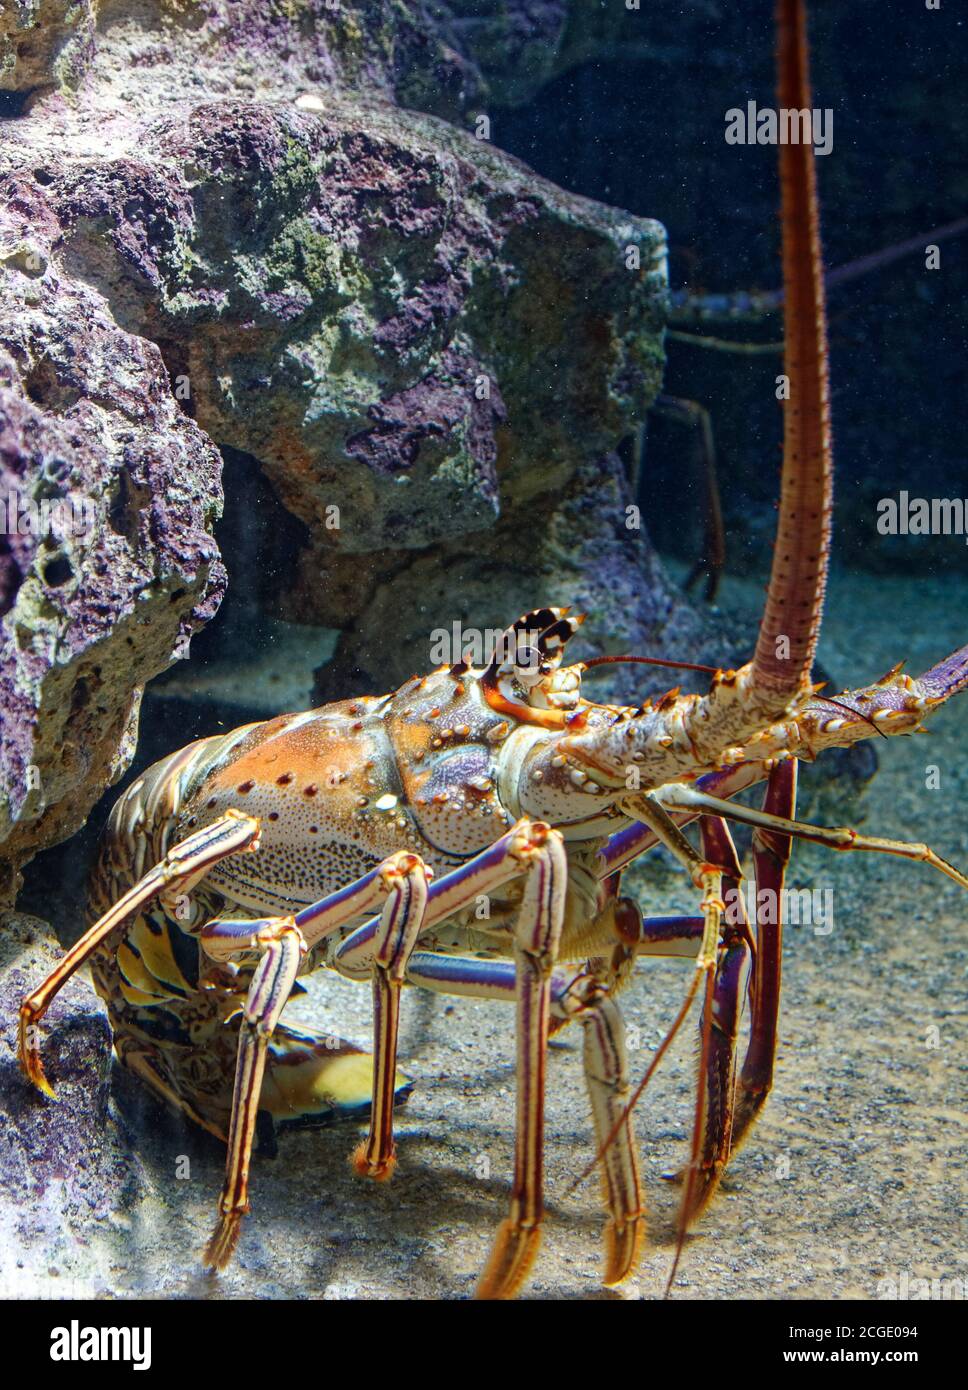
[515,644,543,686]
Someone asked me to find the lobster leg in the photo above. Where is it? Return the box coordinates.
[18,810,261,1096]
[731,759,797,1150]
[671,815,753,1226]
[654,782,968,890]
[626,914,704,955]
[620,795,727,1291]
[202,917,306,1269]
[653,755,967,1237]
[202,821,569,1286]
[201,857,417,961]
[351,853,430,1182]
[199,850,432,1244]
[406,953,644,1290]
[477,824,568,1299]
[655,394,726,602]
[332,822,579,1204]
[595,761,771,879]
[331,820,566,973]
[562,979,644,1286]
[587,890,749,1227]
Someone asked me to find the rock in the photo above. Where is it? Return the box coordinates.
[314,452,733,703]
[0,0,96,94]
[17,88,664,561]
[0,1,644,117]
[0,0,708,758]
[85,93,662,560]
[0,0,720,892]
[0,172,225,903]
[0,911,145,1297]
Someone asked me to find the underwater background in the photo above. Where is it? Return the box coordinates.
[0,0,964,1298]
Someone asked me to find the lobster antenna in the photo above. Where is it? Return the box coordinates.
[750,0,833,704]
[582,654,721,676]
[567,0,836,1255]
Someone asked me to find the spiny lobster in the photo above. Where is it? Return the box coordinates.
[17,0,968,1298]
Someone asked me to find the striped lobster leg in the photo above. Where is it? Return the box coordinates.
[406,951,645,1290]
[646,770,795,1257]
[475,823,568,1299]
[654,782,968,892]
[616,795,730,1290]
[203,820,571,1294]
[198,848,434,1263]
[650,756,968,1185]
[351,854,431,1182]
[731,758,797,1149]
[672,814,754,1232]
[614,799,752,1289]
[18,810,262,1097]
[201,916,307,1269]
[566,981,644,1286]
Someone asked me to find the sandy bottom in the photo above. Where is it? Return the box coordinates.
[15,566,968,1301]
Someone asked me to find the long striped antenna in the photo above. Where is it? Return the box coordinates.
[750,0,833,702]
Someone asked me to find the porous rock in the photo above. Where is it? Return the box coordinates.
[0,911,145,1297]
[0,0,715,888]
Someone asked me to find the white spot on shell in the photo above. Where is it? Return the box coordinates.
[374,794,398,811]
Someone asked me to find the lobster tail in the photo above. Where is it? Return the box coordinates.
[751,0,833,702]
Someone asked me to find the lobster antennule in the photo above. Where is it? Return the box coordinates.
[750,0,833,705]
